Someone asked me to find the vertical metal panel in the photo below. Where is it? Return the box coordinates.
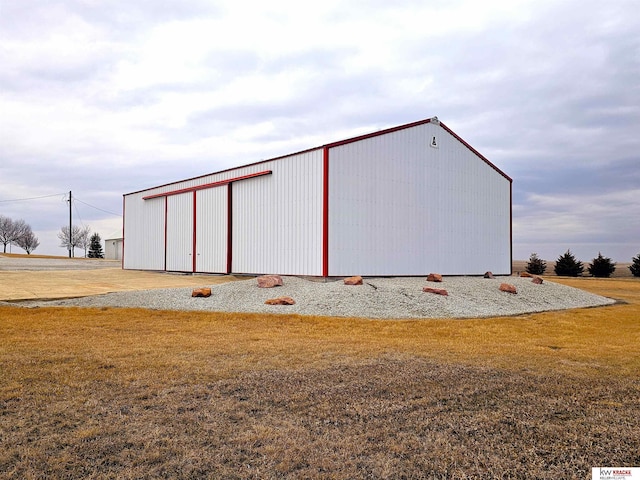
[124,149,323,275]
[123,192,165,270]
[195,187,227,273]
[231,149,324,275]
[166,192,194,272]
[328,123,511,276]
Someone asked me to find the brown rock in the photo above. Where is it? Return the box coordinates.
[265,296,296,305]
[344,275,363,285]
[423,287,449,296]
[191,287,211,298]
[519,272,533,278]
[532,276,543,284]
[427,273,443,282]
[257,275,283,288]
[499,283,517,294]
[484,271,495,279]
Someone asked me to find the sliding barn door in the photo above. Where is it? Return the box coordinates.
[195,187,228,273]
[165,193,194,272]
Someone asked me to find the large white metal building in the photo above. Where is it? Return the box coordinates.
[123,117,512,276]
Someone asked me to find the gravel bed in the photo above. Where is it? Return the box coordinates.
[14,276,616,319]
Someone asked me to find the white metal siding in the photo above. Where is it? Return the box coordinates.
[232,150,324,275]
[123,194,164,270]
[123,149,324,275]
[328,123,511,276]
[166,193,194,272]
[195,187,227,273]
[105,238,123,261]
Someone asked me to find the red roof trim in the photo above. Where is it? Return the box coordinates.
[439,122,513,183]
[127,116,512,197]
[142,170,272,200]
[324,118,434,148]
[126,150,317,197]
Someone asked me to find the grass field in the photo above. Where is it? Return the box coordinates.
[1,277,639,479]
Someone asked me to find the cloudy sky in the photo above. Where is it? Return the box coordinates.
[1,0,638,262]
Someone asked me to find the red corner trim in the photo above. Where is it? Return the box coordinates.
[121,195,125,269]
[192,191,197,273]
[510,182,513,275]
[322,147,329,277]
[226,183,233,274]
[142,170,272,200]
[163,196,168,271]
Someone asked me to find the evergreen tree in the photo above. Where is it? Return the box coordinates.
[88,232,104,258]
[526,253,547,275]
[554,250,584,277]
[588,252,616,278]
[629,253,640,277]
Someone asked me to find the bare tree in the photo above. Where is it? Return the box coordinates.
[76,225,91,257]
[0,215,30,253]
[58,225,84,257]
[15,227,40,254]
[0,215,13,253]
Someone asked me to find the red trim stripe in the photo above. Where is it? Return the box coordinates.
[142,170,272,200]
[322,147,329,277]
[121,195,125,269]
[192,191,197,273]
[226,184,233,274]
[163,196,168,271]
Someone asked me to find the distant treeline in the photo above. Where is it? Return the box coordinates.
[522,250,640,278]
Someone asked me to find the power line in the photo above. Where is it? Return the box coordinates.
[73,200,86,229]
[74,197,122,217]
[0,193,66,203]
[0,191,122,217]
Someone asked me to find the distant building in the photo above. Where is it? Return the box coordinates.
[122,117,512,276]
[105,238,123,261]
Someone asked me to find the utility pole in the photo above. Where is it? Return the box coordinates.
[68,190,72,258]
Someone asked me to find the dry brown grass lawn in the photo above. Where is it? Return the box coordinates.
[1,278,639,479]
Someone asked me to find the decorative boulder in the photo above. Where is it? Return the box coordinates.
[265,296,296,305]
[519,272,533,278]
[484,271,495,279]
[423,287,449,296]
[191,287,212,298]
[427,273,443,282]
[499,283,517,294]
[257,275,283,288]
[344,275,363,285]
[532,276,543,284]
